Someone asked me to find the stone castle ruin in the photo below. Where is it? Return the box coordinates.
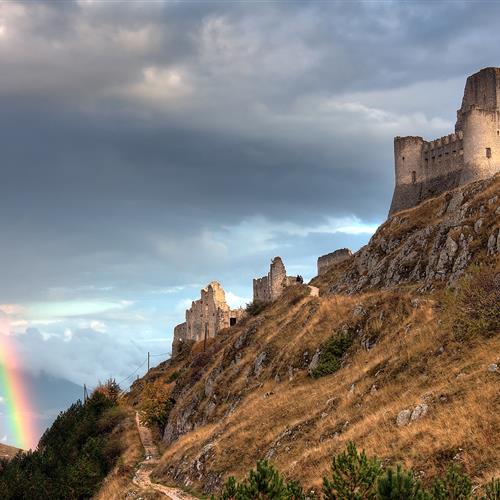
[170,68,500,358]
[389,67,500,215]
[171,258,301,356]
[253,256,301,303]
[172,281,244,356]
[317,248,352,275]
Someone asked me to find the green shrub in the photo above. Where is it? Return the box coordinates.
[431,464,472,499]
[213,444,499,500]
[139,380,175,429]
[98,406,124,433]
[481,478,500,500]
[311,328,354,378]
[215,459,305,499]
[246,300,267,317]
[93,378,121,402]
[167,370,182,383]
[377,465,429,499]
[322,441,381,499]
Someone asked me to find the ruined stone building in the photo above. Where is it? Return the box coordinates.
[389,67,500,216]
[253,256,301,303]
[317,248,352,275]
[172,281,244,356]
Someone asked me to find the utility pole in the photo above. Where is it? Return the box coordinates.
[147,352,150,373]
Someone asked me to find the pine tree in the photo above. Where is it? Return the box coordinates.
[431,464,472,500]
[377,465,430,499]
[322,441,381,499]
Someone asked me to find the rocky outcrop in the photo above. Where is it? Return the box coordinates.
[319,175,499,295]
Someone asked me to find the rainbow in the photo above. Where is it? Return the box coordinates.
[0,334,37,450]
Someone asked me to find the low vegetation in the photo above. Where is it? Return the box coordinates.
[444,265,500,340]
[245,299,268,316]
[0,387,125,499]
[214,442,499,500]
[139,379,175,430]
[310,327,355,378]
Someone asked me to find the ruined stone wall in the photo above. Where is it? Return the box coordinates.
[186,299,203,341]
[172,322,187,357]
[317,248,353,275]
[252,256,298,303]
[172,281,244,355]
[269,257,287,301]
[252,276,269,303]
[389,67,500,216]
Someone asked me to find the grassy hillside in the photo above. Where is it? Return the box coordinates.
[122,176,499,497]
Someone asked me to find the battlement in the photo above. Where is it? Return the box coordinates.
[390,68,500,215]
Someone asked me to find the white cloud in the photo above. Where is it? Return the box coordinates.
[90,320,106,333]
[225,291,250,309]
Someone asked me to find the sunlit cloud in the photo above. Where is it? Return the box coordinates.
[116,65,192,104]
[27,301,130,319]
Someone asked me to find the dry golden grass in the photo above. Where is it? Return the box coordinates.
[112,175,500,496]
[151,280,499,493]
[94,407,146,500]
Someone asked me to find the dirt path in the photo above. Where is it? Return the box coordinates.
[133,412,197,500]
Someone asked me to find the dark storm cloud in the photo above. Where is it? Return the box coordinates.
[1,0,500,387]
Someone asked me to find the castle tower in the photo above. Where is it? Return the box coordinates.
[459,68,500,184]
[389,136,425,215]
[389,67,500,217]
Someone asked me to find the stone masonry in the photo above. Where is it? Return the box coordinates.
[389,67,500,216]
[253,256,300,303]
[172,281,244,356]
[317,248,353,275]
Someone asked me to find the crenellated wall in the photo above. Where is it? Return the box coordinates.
[389,67,500,216]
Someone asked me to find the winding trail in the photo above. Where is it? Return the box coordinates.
[133,412,196,499]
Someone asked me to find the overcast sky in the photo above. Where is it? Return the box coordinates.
[1,0,499,445]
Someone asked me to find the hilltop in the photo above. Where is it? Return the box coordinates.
[0,444,20,461]
[106,174,499,497]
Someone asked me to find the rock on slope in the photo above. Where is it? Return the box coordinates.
[126,175,499,496]
[312,174,500,295]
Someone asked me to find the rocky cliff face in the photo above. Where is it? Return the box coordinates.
[313,174,499,295]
